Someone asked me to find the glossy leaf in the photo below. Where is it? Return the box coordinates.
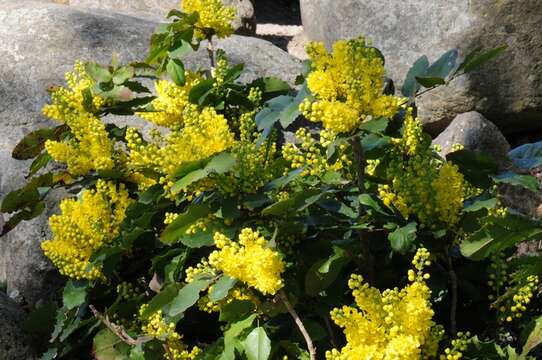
[168,278,213,316]
[166,58,185,86]
[401,55,429,97]
[388,222,417,254]
[244,327,271,360]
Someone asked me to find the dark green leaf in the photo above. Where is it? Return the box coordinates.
[446,149,499,188]
[426,49,458,79]
[264,167,304,191]
[1,173,52,213]
[63,281,87,310]
[243,327,271,360]
[388,222,417,254]
[166,58,185,86]
[138,184,164,205]
[493,172,539,192]
[305,246,349,296]
[12,125,67,160]
[141,284,182,318]
[221,314,257,360]
[189,78,215,104]
[358,117,389,133]
[463,197,497,212]
[28,152,52,177]
[415,76,446,88]
[1,200,46,236]
[458,46,506,73]
[209,275,237,302]
[160,204,212,244]
[219,300,255,323]
[261,189,321,216]
[401,55,429,97]
[168,278,213,316]
[460,213,542,260]
[522,316,542,356]
[171,152,236,194]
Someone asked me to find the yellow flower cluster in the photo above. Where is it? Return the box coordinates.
[326,248,442,360]
[138,75,202,128]
[181,0,236,40]
[440,332,472,360]
[283,128,350,177]
[41,180,132,280]
[209,228,285,295]
[299,38,402,133]
[380,112,466,228]
[139,305,200,360]
[217,111,278,194]
[127,102,235,196]
[43,62,115,175]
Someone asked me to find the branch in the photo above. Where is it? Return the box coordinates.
[90,305,150,346]
[278,290,316,360]
[206,36,216,68]
[349,136,365,195]
[446,254,458,336]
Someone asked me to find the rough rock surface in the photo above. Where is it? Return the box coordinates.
[300,0,542,135]
[0,0,301,305]
[432,111,511,167]
[0,292,36,359]
[55,0,255,34]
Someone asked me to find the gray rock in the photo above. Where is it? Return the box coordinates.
[300,0,542,135]
[0,292,36,360]
[432,111,511,167]
[59,0,255,34]
[0,0,300,305]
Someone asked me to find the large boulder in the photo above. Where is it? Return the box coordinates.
[0,0,301,305]
[55,0,255,34]
[432,111,511,168]
[0,292,36,359]
[300,0,542,135]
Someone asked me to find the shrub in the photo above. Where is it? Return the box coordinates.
[2,0,542,359]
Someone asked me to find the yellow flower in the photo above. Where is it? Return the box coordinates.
[42,61,114,175]
[181,0,236,40]
[127,102,235,197]
[139,305,200,360]
[380,110,466,228]
[41,180,132,280]
[301,37,403,133]
[326,248,442,360]
[209,228,285,295]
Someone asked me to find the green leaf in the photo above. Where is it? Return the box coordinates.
[359,194,390,216]
[219,300,256,323]
[493,172,539,192]
[28,152,52,177]
[358,117,389,133]
[1,200,46,236]
[388,222,417,254]
[170,153,236,194]
[261,189,321,216]
[220,314,257,360]
[141,284,182,318]
[264,167,304,191]
[401,55,429,97]
[168,278,213,317]
[508,140,542,170]
[522,315,542,356]
[138,184,164,205]
[160,204,212,244]
[243,327,271,360]
[460,213,542,260]
[446,149,499,188]
[415,76,446,88]
[426,49,458,79]
[12,125,67,160]
[463,197,498,212]
[305,246,349,296]
[1,173,52,213]
[189,78,215,104]
[62,281,87,310]
[112,66,135,85]
[209,275,237,302]
[458,46,506,73]
[85,62,112,83]
[92,329,130,360]
[166,58,185,86]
